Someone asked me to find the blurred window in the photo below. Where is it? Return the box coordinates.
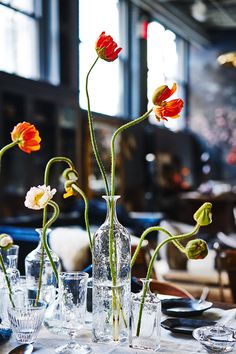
[78,0,122,116]
[0,0,59,84]
[147,21,187,130]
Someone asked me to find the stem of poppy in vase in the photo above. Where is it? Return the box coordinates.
[36,157,74,304]
[86,57,110,196]
[70,183,93,251]
[108,108,153,338]
[0,253,15,307]
[135,224,200,337]
[36,200,60,304]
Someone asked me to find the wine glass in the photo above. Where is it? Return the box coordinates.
[55,272,91,354]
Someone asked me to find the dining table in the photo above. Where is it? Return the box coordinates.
[1,301,236,354]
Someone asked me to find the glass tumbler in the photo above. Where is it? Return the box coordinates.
[55,272,91,354]
[8,298,46,344]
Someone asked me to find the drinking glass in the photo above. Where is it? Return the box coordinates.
[8,298,46,344]
[3,245,20,286]
[55,272,91,354]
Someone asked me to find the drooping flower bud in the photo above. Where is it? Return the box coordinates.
[193,202,212,226]
[185,239,208,260]
[62,168,79,199]
[0,234,13,250]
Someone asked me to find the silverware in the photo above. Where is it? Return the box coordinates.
[8,343,33,354]
[199,286,209,303]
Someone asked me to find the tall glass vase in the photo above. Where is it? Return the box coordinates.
[92,196,131,343]
[25,228,60,304]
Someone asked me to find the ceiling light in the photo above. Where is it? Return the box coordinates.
[191,0,207,22]
[217,52,236,68]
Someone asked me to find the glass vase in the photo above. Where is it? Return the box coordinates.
[129,278,161,351]
[25,228,60,304]
[92,195,131,343]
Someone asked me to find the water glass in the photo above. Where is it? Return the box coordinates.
[0,288,11,326]
[2,245,20,286]
[85,277,93,328]
[55,272,91,354]
[8,298,46,344]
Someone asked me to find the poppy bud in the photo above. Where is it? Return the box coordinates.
[185,239,208,260]
[194,202,212,226]
[0,234,13,250]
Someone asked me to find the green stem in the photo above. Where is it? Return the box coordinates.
[109,109,153,285]
[131,226,187,268]
[71,183,93,252]
[0,141,18,160]
[36,200,60,304]
[86,57,110,196]
[36,157,74,303]
[44,157,75,186]
[0,253,15,307]
[108,109,153,337]
[41,200,60,285]
[0,141,18,173]
[110,108,153,199]
[109,109,153,276]
[136,223,201,336]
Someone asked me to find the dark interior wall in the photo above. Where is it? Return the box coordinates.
[188,30,236,182]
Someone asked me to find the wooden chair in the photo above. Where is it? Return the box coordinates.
[221,249,236,303]
[150,279,195,299]
[131,241,157,279]
[134,278,194,299]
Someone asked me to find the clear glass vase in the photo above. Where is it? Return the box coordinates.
[92,195,131,343]
[129,278,161,351]
[25,228,60,304]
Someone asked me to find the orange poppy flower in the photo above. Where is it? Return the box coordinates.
[95,31,122,62]
[152,83,184,122]
[11,122,41,153]
[153,98,184,121]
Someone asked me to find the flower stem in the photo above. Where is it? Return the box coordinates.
[131,226,186,268]
[36,200,60,304]
[108,109,153,338]
[0,253,15,307]
[0,141,18,174]
[109,109,153,283]
[71,183,93,252]
[135,223,200,336]
[41,201,60,284]
[86,57,110,196]
[36,157,75,304]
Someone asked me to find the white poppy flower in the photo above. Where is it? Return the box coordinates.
[24,185,56,210]
[0,234,13,249]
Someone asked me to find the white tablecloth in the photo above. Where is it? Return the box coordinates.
[1,307,236,354]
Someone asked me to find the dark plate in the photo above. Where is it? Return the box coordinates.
[161,298,213,317]
[161,318,216,335]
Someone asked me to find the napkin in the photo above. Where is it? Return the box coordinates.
[0,327,12,342]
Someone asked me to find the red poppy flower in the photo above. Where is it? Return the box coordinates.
[95,31,122,62]
[11,122,41,153]
[152,83,184,121]
[153,98,184,121]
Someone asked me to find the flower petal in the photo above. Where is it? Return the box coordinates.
[95,31,122,62]
[11,122,41,154]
